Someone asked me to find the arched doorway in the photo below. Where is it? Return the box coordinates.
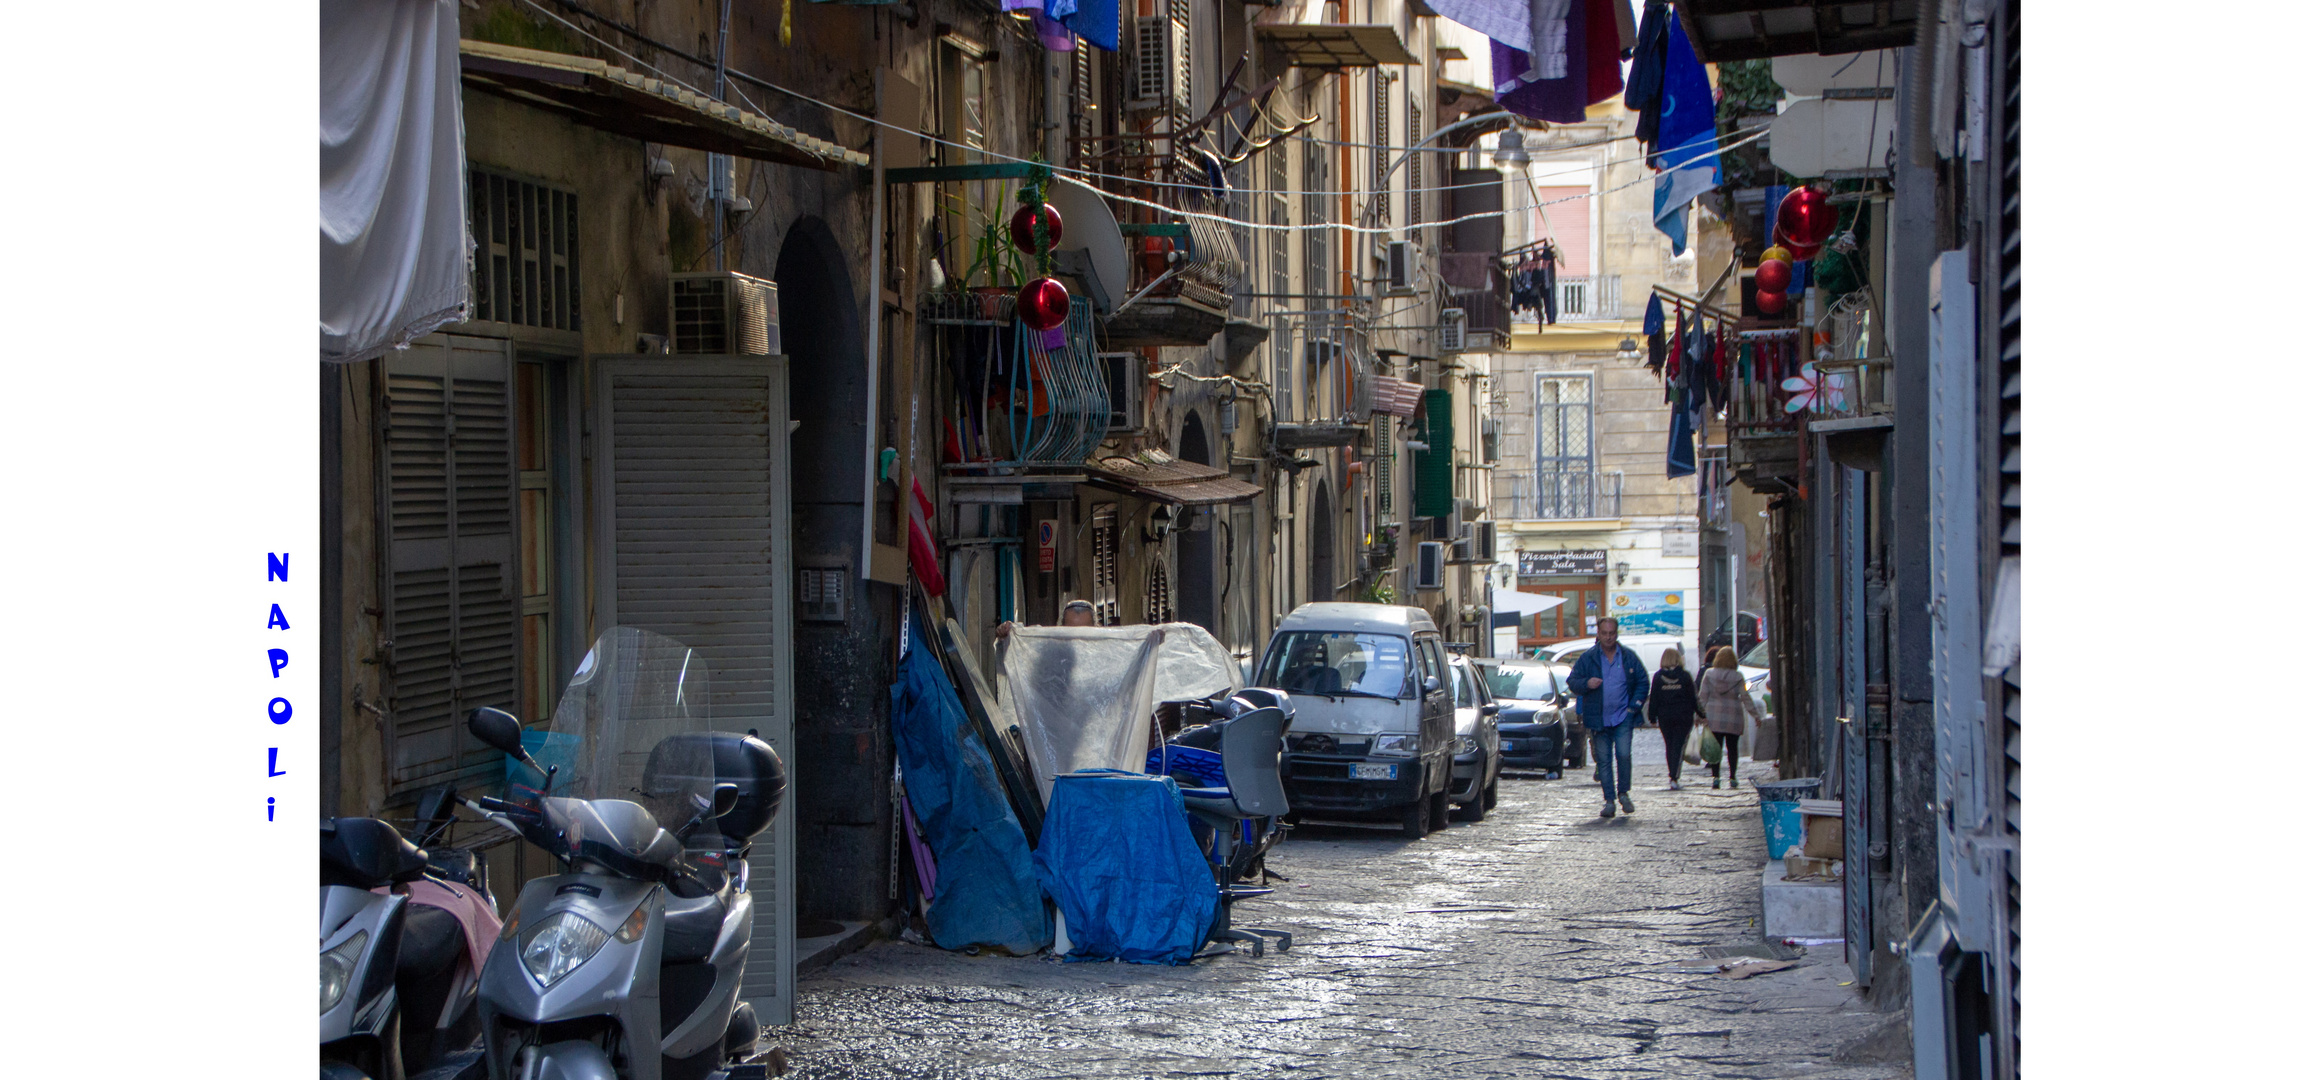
[1308,482,1335,605]
[773,216,887,928]
[1176,412,1216,632]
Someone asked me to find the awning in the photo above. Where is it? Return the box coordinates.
[1672,1,1920,64]
[458,40,867,170]
[1493,591,1568,617]
[1256,24,1421,67]
[1083,450,1261,507]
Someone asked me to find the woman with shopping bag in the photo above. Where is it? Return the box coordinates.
[1697,646,1764,789]
[1644,648,1704,790]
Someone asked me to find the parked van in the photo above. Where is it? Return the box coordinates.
[1254,603,1456,839]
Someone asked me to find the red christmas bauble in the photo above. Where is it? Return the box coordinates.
[1777,234,1822,261]
[1756,288,1788,315]
[1753,258,1792,294]
[1776,187,1839,250]
[1017,277,1071,331]
[1009,203,1063,254]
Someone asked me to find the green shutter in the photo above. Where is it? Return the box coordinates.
[1414,389,1453,519]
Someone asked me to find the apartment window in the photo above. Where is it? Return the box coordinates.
[1534,373,1597,518]
[1092,502,1121,626]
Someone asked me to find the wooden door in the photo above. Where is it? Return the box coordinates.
[1516,582,1604,653]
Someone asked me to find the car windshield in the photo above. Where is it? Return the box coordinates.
[1484,663,1558,701]
[1739,641,1771,667]
[1258,631,1414,699]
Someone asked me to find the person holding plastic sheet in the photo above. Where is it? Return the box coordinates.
[1564,617,1652,818]
[996,598,1097,638]
[1645,647,1705,790]
[1697,646,1765,789]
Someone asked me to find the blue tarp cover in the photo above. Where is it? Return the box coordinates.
[891,612,1051,954]
[1033,770,1218,965]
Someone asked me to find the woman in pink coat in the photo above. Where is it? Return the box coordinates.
[1696,646,1764,789]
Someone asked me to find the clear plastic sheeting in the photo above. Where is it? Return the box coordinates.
[998,624,1243,804]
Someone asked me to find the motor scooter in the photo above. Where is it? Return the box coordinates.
[459,626,784,1080]
[321,793,503,1080]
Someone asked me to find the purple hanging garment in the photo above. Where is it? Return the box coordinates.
[1492,0,1590,123]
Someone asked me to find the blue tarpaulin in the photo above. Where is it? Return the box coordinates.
[1033,771,1218,965]
[891,612,1051,954]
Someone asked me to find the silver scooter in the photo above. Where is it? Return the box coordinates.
[322,816,428,1080]
[459,627,784,1080]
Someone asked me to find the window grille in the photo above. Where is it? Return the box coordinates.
[1533,373,1596,517]
[468,169,579,332]
[1092,503,1120,625]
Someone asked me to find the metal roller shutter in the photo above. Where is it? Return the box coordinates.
[592,354,796,1025]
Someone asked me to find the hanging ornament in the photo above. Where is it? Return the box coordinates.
[1756,288,1787,316]
[1009,202,1063,255]
[1776,186,1840,251]
[1781,362,1850,414]
[1753,258,1792,294]
[1017,277,1071,332]
[1762,244,1793,265]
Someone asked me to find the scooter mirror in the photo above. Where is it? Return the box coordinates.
[711,782,741,819]
[466,707,528,757]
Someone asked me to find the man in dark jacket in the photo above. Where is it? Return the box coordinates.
[1564,616,1652,818]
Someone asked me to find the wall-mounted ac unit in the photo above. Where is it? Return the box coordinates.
[1131,10,1192,116]
[670,271,780,355]
[1455,497,1483,522]
[1099,352,1144,431]
[1449,538,1474,563]
[1472,520,1497,562]
[1439,307,1468,353]
[1385,240,1415,295]
[1415,541,1446,590]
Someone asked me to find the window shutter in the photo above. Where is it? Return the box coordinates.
[381,335,518,792]
[592,354,795,1023]
[1414,388,1454,519]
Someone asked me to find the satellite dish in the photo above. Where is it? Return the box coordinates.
[1046,177,1130,315]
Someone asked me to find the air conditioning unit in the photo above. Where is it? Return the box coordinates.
[1385,240,1415,295]
[1439,307,1468,353]
[1099,352,1144,431]
[1457,520,1475,541]
[1131,11,1192,115]
[1472,520,1497,562]
[670,271,780,355]
[1450,538,1474,563]
[1415,541,1446,590]
[1456,497,1482,522]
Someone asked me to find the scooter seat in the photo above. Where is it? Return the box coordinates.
[396,903,464,982]
[660,891,727,964]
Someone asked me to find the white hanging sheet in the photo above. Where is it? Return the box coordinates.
[321,0,471,363]
[997,623,1244,805]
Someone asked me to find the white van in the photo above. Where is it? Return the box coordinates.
[1254,603,1457,839]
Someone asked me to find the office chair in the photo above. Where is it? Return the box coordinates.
[1176,703,1293,957]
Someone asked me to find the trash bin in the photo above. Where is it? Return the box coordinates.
[507,729,580,799]
[1752,778,1820,858]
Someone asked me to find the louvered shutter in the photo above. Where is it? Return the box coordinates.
[382,335,518,792]
[592,355,795,1025]
[1414,389,1455,519]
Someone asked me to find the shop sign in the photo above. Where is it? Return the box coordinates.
[1519,549,1606,577]
[1662,530,1699,557]
[1037,519,1059,574]
[1608,590,1686,635]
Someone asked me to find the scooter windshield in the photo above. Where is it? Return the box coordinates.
[545,627,718,839]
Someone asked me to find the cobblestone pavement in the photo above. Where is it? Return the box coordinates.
[772,729,1907,1079]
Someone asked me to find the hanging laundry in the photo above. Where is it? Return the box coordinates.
[1492,0,1628,124]
[1650,16,1718,255]
[1625,0,1670,150]
[1643,292,1666,374]
[1665,389,1696,478]
[1044,0,1118,50]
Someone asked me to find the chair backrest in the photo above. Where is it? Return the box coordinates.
[1214,706,1290,818]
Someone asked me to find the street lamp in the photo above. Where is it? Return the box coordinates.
[1615,337,1642,362]
[1491,128,1531,172]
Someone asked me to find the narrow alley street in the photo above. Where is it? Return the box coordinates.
[773,733,1903,1080]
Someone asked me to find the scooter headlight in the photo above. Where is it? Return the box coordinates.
[520,912,611,988]
[320,930,368,1015]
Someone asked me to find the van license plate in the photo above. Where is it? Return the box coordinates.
[1350,763,1397,780]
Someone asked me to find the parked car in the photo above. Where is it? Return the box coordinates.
[1703,611,1765,664]
[1474,657,1583,774]
[1446,654,1503,821]
[1255,603,1458,839]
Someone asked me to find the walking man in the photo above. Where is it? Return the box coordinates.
[1565,616,1651,818]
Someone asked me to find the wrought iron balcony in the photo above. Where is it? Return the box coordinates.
[1495,469,1625,521]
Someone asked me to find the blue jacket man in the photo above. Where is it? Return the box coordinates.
[1565,637,1651,731]
[1562,617,1653,817]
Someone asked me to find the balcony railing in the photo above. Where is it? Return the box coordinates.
[1552,274,1623,321]
[1496,469,1624,520]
